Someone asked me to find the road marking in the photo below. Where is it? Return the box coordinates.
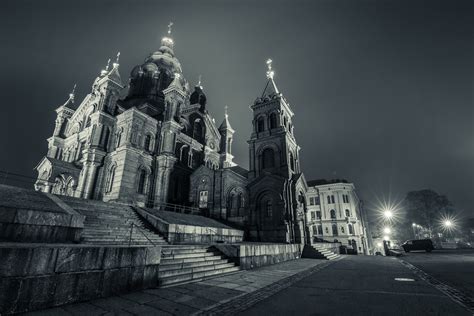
[394,278,415,282]
[399,259,474,314]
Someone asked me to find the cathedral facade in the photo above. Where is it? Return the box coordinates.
[34,29,308,244]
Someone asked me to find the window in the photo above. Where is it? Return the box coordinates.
[311,212,316,220]
[332,224,338,236]
[348,224,354,235]
[325,227,329,234]
[316,211,321,219]
[345,209,351,217]
[137,169,147,194]
[341,226,345,234]
[314,196,320,205]
[227,193,234,210]
[331,195,335,203]
[317,224,323,235]
[327,196,331,204]
[289,152,295,171]
[309,197,314,205]
[343,194,350,203]
[237,193,242,209]
[144,134,152,152]
[266,200,273,217]
[330,209,336,219]
[269,113,277,129]
[262,148,275,169]
[101,128,110,151]
[199,191,208,208]
[312,225,317,235]
[257,117,265,132]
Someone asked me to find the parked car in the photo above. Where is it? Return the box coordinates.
[402,239,434,252]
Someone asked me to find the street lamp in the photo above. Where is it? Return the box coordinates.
[443,220,453,228]
[383,227,391,235]
[383,209,393,220]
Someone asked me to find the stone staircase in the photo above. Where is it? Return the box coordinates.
[302,244,341,260]
[159,245,240,287]
[60,197,167,246]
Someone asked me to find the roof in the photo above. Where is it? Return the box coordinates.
[227,165,248,178]
[307,178,350,187]
[261,77,280,98]
[218,114,234,132]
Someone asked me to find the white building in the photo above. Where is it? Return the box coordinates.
[306,179,370,254]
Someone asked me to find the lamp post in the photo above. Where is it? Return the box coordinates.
[412,223,417,239]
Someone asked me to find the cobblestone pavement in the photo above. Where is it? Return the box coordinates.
[26,258,338,316]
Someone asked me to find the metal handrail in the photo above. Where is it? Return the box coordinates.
[128,222,158,247]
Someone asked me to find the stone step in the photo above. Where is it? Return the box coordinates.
[159,266,240,287]
[159,258,231,271]
[162,251,216,260]
[160,255,225,266]
[82,229,158,236]
[158,262,235,278]
[161,248,212,256]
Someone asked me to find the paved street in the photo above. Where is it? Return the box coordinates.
[25,254,474,315]
[240,255,472,316]
[401,249,474,299]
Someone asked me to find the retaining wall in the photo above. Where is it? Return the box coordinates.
[215,243,303,269]
[0,244,162,314]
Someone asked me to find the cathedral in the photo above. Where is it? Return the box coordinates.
[34,26,308,244]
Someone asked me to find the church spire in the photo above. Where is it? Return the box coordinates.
[261,58,280,97]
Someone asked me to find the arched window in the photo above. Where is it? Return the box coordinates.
[327,196,331,204]
[269,113,277,129]
[257,117,265,132]
[341,226,345,234]
[193,119,204,143]
[137,169,147,194]
[106,165,116,193]
[265,200,272,217]
[237,193,242,209]
[144,134,152,152]
[262,148,275,169]
[332,224,338,236]
[330,209,336,219]
[345,209,350,217]
[348,224,354,235]
[283,116,287,128]
[228,194,234,210]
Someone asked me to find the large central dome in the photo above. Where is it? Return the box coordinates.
[118,35,189,118]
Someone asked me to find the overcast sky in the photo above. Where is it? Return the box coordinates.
[1,0,473,217]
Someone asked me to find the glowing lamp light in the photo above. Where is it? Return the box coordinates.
[383,209,393,219]
[383,235,390,241]
[376,242,382,247]
[383,227,391,235]
[443,220,453,228]
[412,223,416,227]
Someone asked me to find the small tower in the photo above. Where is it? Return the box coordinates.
[219,106,235,168]
[92,53,123,114]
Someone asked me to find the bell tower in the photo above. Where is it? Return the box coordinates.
[247,59,307,244]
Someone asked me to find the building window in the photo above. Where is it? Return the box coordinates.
[330,209,336,219]
[341,226,345,234]
[199,191,208,208]
[262,148,275,169]
[257,117,265,132]
[314,196,320,205]
[343,194,350,203]
[316,211,321,219]
[312,225,317,235]
[331,195,335,203]
[332,224,338,236]
[317,224,323,235]
[345,209,351,217]
[144,134,152,152]
[309,197,314,205]
[269,113,277,129]
[348,224,354,235]
[137,169,147,194]
[311,212,316,220]
[289,152,295,171]
[327,196,331,204]
[265,200,272,217]
[325,227,329,234]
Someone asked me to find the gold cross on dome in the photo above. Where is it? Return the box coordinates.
[168,22,173,35]
[266,58,274,79]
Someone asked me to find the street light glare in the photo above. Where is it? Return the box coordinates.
[383,235,390,241]
[383,209,393,219]
[444,220,453,227]
[383,227,391,234]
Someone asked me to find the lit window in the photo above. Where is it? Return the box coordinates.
[199,191,208,208]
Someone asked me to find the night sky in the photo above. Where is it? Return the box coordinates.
[1,0,473,217]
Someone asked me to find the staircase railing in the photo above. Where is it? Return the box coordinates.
[128,222,158,247]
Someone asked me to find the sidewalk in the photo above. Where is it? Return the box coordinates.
[26,258,338,316]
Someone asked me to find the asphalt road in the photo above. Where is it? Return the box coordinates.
[241,255,472,316]
[401,249,474,299]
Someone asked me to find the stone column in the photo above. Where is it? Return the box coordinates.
[83,162,100,199]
